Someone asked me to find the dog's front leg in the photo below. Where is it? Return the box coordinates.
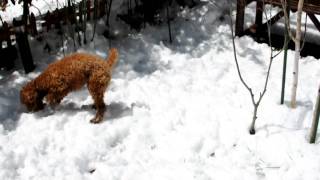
[34,90,47,111]
[90,103,106,124]
[46,92,65,107]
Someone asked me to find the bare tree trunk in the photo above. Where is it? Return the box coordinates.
[310,84,320,143]
[290,0,304,108]
[249,105,258,134]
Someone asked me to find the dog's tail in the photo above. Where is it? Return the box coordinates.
[105,48,118,69]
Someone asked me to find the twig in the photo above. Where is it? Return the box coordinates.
[0,14,3,25]
[300,13,307,51]
[30,3,42,16]
[166,3,173,44]
[281,0,298,43]
[106,0,113,26]
[228,10,255,104]
[41,0,53,11]
[259,0,274,103]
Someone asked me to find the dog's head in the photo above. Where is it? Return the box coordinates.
[20,82,44,112]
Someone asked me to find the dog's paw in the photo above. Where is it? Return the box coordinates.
[90,116,103,124]
[91,104,97,109]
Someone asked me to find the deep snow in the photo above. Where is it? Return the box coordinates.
[0,0,320,180]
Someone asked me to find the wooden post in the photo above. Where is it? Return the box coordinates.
[87,0,91,20]
[53,8,60,29]
[307,13,320,32]
[310,84,320,143]
[0,39,3,69]
[66,0,76,25]
[255,0,263,35]
[259,11,284,31]
[22,0,29,33]
[17,0,35,73]
[62,6,68,25]
[91,0,99,41]
[79,1,84,23]
[44,11,51,32]
[93,0,98,20]
[16,31,35,73]
[2,22,11,45]
[99,0,106,18]
[235,0,245,36]
[255,0,263,25]
[29,13,38,36]
[82,0,88,44]
[0,21,17,70]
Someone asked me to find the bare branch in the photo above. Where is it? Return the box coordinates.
[30,3,42,16]
[228,2,276,134]
[258,1,274,106]
[280,0,298,43]
[228,10,253,94]
[41,0,53,11]
[300,13,308,51]
[0,14,3,24]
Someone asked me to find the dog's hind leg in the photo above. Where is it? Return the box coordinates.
[87,73,109,123]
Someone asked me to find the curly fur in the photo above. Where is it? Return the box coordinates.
[20,48,118,123]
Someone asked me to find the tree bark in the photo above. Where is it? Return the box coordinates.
[249,105,258,134]
[291,0,304,108]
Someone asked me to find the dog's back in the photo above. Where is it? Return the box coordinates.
[26,49,119,95]
[38,49,118,87]
[20,48,119,123]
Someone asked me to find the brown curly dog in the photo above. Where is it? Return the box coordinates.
[20,48,118,123]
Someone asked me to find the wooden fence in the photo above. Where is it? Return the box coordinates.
[0,0,108,72]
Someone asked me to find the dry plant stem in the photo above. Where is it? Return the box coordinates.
[228,5,274,134]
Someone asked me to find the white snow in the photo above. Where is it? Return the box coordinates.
[0,0,320,180]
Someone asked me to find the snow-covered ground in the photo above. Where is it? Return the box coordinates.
[0,1,320,180]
